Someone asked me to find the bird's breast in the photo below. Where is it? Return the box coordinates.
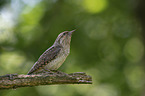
[45,47,70,70]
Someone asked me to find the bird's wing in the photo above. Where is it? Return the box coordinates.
[27,45,61,75]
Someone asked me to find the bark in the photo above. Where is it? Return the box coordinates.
[0,72,92,90]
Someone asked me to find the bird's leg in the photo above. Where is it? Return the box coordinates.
[51,70,68,75]
[43,68,57,75]
[43,68,51,72]
[28,69,53,75]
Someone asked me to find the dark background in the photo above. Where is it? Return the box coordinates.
[0,0,145,96]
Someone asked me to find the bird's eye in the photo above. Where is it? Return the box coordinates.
[63,33,66,35]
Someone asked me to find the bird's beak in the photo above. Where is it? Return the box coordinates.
[68,29,76,35]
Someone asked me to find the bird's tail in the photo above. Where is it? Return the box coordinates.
[27,62,38,75]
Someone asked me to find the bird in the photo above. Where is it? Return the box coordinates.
[27,30,75,75]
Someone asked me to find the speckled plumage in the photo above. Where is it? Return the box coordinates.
[27,30,75,75]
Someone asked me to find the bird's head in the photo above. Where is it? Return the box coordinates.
[54,30,75,46]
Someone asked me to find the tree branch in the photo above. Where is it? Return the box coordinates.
[0,72,92,90]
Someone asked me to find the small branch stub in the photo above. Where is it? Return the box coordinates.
[0,72,92,90]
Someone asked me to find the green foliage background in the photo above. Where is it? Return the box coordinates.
[0,0,144,96]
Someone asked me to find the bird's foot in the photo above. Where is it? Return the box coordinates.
[50,70,68,75]
[30,69,68,76]
[29,69,54,75]
[40,69,56,75]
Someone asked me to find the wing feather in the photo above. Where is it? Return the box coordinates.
[27,45,61,75]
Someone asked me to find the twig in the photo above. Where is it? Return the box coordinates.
[0,72,92,90]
